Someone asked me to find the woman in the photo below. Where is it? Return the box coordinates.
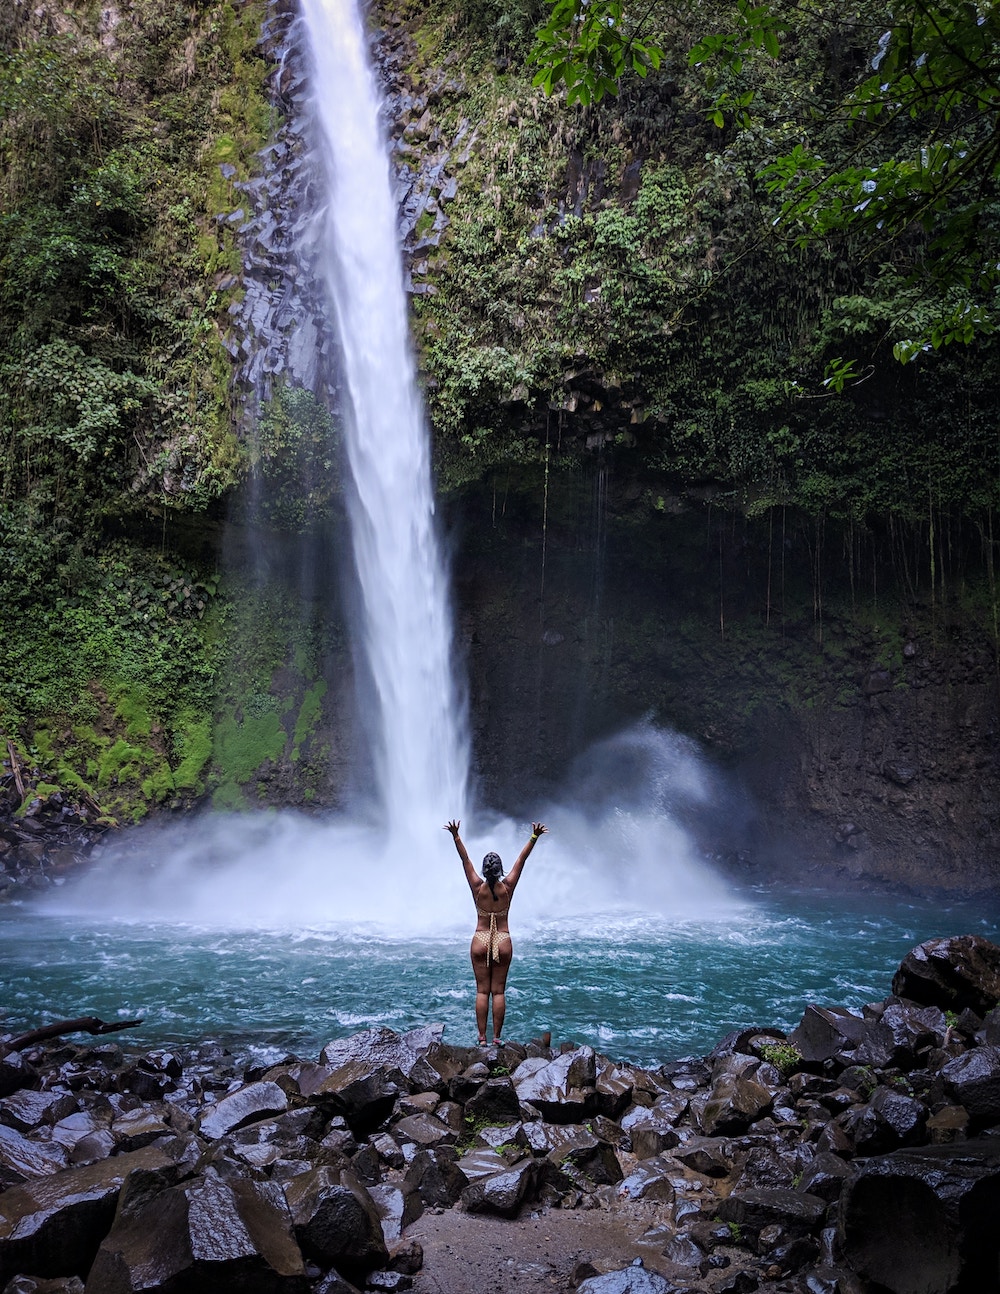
[444,818,547,1046]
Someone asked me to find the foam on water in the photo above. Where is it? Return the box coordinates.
[48,721,741,930]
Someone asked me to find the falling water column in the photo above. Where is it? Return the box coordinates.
[300,0,469,831]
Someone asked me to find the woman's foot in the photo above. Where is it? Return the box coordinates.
[478,1036,488,1046]
[493,1038,502,1046]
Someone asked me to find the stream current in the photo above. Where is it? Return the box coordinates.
[4,889,997,1065]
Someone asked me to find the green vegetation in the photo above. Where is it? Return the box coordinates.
[757,1040,803,1077]
[2,0,999,827]
[529,0,1000,358]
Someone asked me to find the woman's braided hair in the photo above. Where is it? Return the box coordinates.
[481,852,504,900]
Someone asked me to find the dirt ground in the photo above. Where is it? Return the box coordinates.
[407,1198,676,1294]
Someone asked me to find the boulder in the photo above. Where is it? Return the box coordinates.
[511,1048,597,1122]
[0,1145,175,1284]
[545,1128,622,1185]
[840,1087,927,1156]
[789,1007,866,1065]
[403,1147,468,1207]
[577,1263,675,1293]
[891,936,1000,1016]
[198,1081,289,1140]
[0,1124,71,1185]
[593,1059,634,1119]
[616,1157,676,1203]
[696,1070,773,1136]
[459,1157,543,1217]
[940,1045,1000,1123]
[86,1170,309,1293]
[463,1078,520,1126]
[672,1135,732,1177]
[472,1122,526,1154]
[838,1139,1000,1294]
[0,1051,37,1100]
[732,1145,796,1193]
[110,1108,171,1152]
[49,1112,111,1154]
[621,1107,681,1160]
[390,1113,456,1150]
[797,1153,852,1203]
[312,1066,401,1137]
[455,1148,507,1182]
[854,1003,943,1070]
[0,1091,77,1134]
[283,1166,387,1277]
[319,1026,446,1095]
[366,1183,423,1244]
[717,1188,827,1238]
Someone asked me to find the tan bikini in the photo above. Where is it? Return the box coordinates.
[474,904,510,965]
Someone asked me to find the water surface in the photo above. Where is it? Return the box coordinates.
[3,887,995,1065]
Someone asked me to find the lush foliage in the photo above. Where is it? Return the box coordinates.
[529,0,1000,358]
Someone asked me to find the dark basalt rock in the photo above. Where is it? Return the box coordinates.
[0,1145,176,1284]
[891,935,1000,1016]
[0,1090,78,1134]
[796,1152,852,1203]
[511,1048,598,1122]
[854,1003,944,1070]
[837,1139,1000,1294]
[319,1025,447,1095]
[0,1125,71,1187]
[616,1156,676,1203]
[462,1077,520,1125]
[366,1182,423,1244]
[789,1007,866,1065]
[402,1147,468,1208]
[86,1170,309,1293]
[939,1044,1000,1123]
[0,1052,36,1101]
[458,1157,545,1217]
[283,1166,387,1277]
[695,1069,774,1137]
[198,1081,289,1140]
[576,1262,676,1293]
[545,1127,622,1186]
[672,1134,732,1177]
[313,1066,402,1137]
[839,1086,927,1156]
[390,1112,456,1150]
[717,1189,828,1237]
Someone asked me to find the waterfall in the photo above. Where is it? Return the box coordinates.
[50,0,743,932]
[300,0,469,832]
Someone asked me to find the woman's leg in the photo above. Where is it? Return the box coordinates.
[489,939,513,1042]
[470,939,491,1043]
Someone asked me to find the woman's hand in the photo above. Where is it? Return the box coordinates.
[531,822,548,838]
[444,819,461,837]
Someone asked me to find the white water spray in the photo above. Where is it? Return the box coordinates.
[301,0,469,832]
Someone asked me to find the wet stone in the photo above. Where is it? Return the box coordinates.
[0,1090,77,1134]
[616,1156,676,1203]
[198,1081,289,1140]
[366,1182,423,1244]
[0,1124,71,1185]
[391,1113,456,1149]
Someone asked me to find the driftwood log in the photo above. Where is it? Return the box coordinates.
[5,738,25,806]
[4,1016,144,1052]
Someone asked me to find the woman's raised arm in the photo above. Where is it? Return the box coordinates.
[504,821,547,894]
[444,819,479,891]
